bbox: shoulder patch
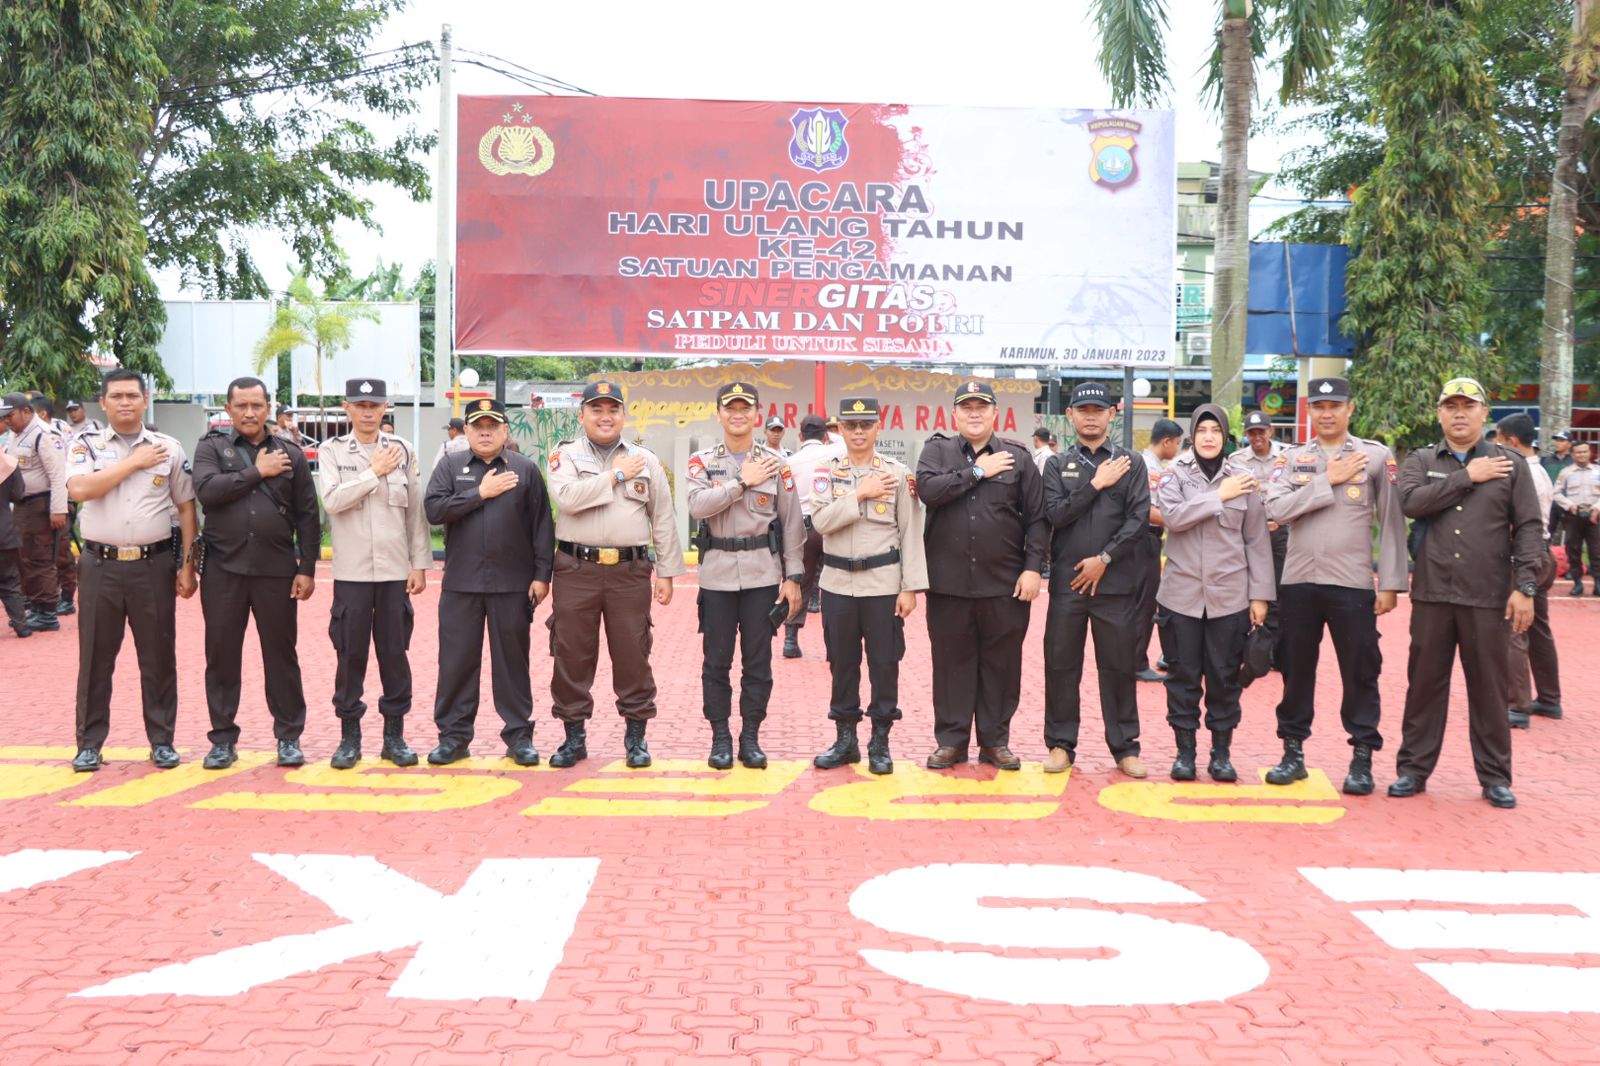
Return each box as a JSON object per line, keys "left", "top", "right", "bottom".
{"left": 907, "top": 473, "right": 918, "bottom": 500}
{"left": 549, "top": 449, "right": 561, "bottom": 471}
{"left": 687, "top": 454, "right": 706, "bottom": 479}
{"left": 1156, "top": 470, "right": 1176, "bottom": 489}
{"left": 813, "top": 474, "right": 830, "bottom": 496}
{"left": 1385, "top": 457, "right": 1398, "bottom": 484}
{"left": 780, "top": 464, "right": 795, "bottom": 492}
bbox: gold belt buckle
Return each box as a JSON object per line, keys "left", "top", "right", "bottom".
{"left": 597, "top": 547, "right": 620, "bottom": 565}
{"left": 115, "top": 546, "right": 140, "bottom": 561}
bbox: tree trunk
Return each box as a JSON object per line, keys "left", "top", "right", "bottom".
{"left": 1540, "top": 0, "right": 1597, "bottom": 440}
{"left": 1211, "top": 17, "right": 1253, "bottom": 414}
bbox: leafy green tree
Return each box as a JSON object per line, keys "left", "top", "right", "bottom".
{"left": 0, "top": 0, "right": 169, "bottom": 400}
{"left": 253, "top": 271, "right": 378, "bottom": 434}
{"left": 1343, "top": 0, "right": 1502, "bottom": 449}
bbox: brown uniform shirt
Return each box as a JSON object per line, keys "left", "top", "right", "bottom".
{"left": 1154, "top": 453, "right": 1275, "bottom": 617}
{"left": 809, "top": 452, "right": 929, "bottom": 597}
{"left": 1400, "top": 438, "right": 1544, "bottom": 608}
{"left": 4, "top": 418, "right": 67, "bottom": 513}
{"left": 318, "top": 432, "right": 433, "bottom": 582}
{"left": 548, "top": 435, "right": 685, "bottom": 577}
{"left": 1265, "top": 435, "right": 1408, "bottom": 592}
{"left": 65, "top": 427, "right": 195, "bottom": 546}
{"left": 686, "top": 441, "right": 805, "bottom": 591}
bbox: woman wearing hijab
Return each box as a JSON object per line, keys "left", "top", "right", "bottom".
{"left": 1151, "top": 405, "right": 1275, "bottom": 780}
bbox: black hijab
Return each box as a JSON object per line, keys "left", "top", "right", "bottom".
{"left": 1190, "top": 406, "right": 1227, "bottom": 482}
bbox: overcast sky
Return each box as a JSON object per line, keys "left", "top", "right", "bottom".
{"left": 158, "top": 0, "right": 1318, "bottom": 298}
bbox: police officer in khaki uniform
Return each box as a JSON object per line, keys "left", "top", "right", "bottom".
{"left": 318, "top": 378, "right": 433, "bottom": 770}
{"left": 1264, "top": 376, "right": 1408, "bottom": 795}
{"left": 545, "top": 380, "right": 685, "bottom": 770}
{"left": 63, "top": 369, "right": 199, "bottom": 771}
{"left": 809, "top": 397, "right": 928, "bottom": 774}
{"left": 1552, "top": 442, "right": 1600, "bottom": 594}
{"left": 1237, "top": 409, "right": 1288, "bottom": 678}
{"left": 0, "top": 422, "right": 31, "bottom": 639}
{"left": 687, "top": 381, "right": 806, "bottom": 769}
{"left": 3, "top": 392, "right": 68, "bottom": 631}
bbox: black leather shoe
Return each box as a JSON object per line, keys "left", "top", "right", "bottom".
{"left": 1387, "top": 774, "right": 1427, "bottom": 798}
{"left": 56, "top": 596, "right": 75, "bottom": 616}
{"left": 782, "top": 625, "right": 802, "bottom": 658}
{"left": 624, "top": 719, "right": 651, "bottom": 769}
{"left": 10, "top": 618, "right": 32, "bottom": 638}
{"left": 1529, "top": 701, "right": 1564, "bottom": 720}
{"left": 150, "top": 745, "right": 180, "bottom": 769}
{"left": 1482, "top": 784, "right": 1517, "bottom": 809}
{"left": 1508, "top": 709, "right": 1531, "bottom": 730}
{"left": 978, "top": 745, "right": 1021, "bottom": 771}
{"left": 202, "top": 743, "right": 237, "bottom": 770}
{"left": 71, "top": 748, "right": 101, "bottom": 773}
{"left": 25, "top": 610, "right": 59, "bottom": 632}
{"left": 548, "top": 722, "right": 587, "bottom": 768}
{"left": 507, "top": 740, "right": 541, "bottom": 766}
{"left": 427, "top": 740, "right": 470, "bottom": 765}
{"left": 277, "top": 739, "right": 305, "bottom": 767}
{"left": 926, "top": 745, "right": 968, "bottom": 769}
{"left": 1135, "top": 668, "right": 1167, "bottom": 683}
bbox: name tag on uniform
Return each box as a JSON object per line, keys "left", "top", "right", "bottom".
{"left": 1427, "top": 471, "right": 1447, "bottom": 479}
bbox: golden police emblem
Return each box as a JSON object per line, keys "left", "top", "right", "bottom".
{"left": 479, "top": 121, "right": 555, "bottom": 177}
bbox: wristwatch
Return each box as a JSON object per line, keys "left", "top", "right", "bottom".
{"left": 1097, "top": 551, "right": 1112, "bottom": 566}
{"left": 613, "top": 469, "right": 626, "bottom": 483}
{"left": 971, "top": 464, "right": 986, "bottom": 481}
{"left": 1518, "top": 581, "right": 1537, "bottom": 597}
{"left": 786, "top": 573, "right": 804, "bottom": 585}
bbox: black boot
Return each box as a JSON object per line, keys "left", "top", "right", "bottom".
{"left": 25, "top": 607, "right": 58, "bottom": 632}
{"left": 380, "top": 716, "right": 417, "bottom": 767}
{"left": 867, "top": 719, "right": 894, "bottom": 775}
{"left": 1207, "top": 729, "right": 1237, "bottom": 782}
{"left": 814, "top": 720, "right": 860, "bottom": 769}
{"left": 782, "top": 623, "right": 802, "bottom": 658}
{"left": 807, "top": 588, "right": 821, "bottom": 613}
{"left": 1343, "top": 744, "right": 1375, "bottom": 796}
{"left": 1265, "top": 738, "right": 1308, "bottom": 785}
{"left": 708, "top": 720, "right": 734, "bottom": 770}
{"left": 549, "top": 721, "right": 588, "bottom": 768}
{"left": 1170, "top": 728, "right": 1197, "bottom": 781}
{"left": 329, "top": 719, "right": 361, "bottom": 769}
{"left": 624, "top": 719, "right": 651, "bottom": 769}
{"left": 56, "top": 590, "right": 75, "bottom": 616}
{"left": 738, "top": 719, "right": 767, "bottom": 769}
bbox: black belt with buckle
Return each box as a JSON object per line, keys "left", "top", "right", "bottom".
{"left": 558, "top": 541, "right": 649, "bottom": 565}
{"left": 19, "top": 491, "right": 48, "bottom": 504}
{"left": 704, "top": 533, "right": 769, "bottom": 551}
{"left": 823, "top": 548, "right": 901, "bottom": 572}
{"left": 84, "top": 539, "right": 171, "bottom": 562}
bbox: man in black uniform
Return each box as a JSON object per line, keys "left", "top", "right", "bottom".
{"left": 916, "top": 379, "right": 1047, "bottom": 770}
{"left": 1041, "top": 382, "right": 1152, "bottom": 777}
{"left": 424, "top": 397, "right": 554, "bottom": 765}
{"left": 192, "top": 377, "right": 321, "bottom": 769}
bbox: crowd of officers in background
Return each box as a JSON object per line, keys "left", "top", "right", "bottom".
{"left": 0, "top": 369, "right": 1559, "bottom": 809}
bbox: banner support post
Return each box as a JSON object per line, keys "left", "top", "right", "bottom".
{"left": 814, "top": 360, "right": 826, "bottom": 419}
{"left": 1123, "top": 364, "right": 1135, "bottom": 451}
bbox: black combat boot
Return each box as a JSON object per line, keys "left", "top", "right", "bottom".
{"left": 1170, "top": 727, "right": 1198, "bottom": 781}
{"left": 624, "top": 719, "right": 651, "bottom": 768}
{"left": 329, "top": 719, "right": 361, "bottom": 770}
{"left": 814, "top": 720, "right": 860, "bottom": 769}
{"left": 1343, "top": 744, "right": 1375, "bottom": 796}
{"left": 25, "top": 606, "right": 58, "bottom": 632}
{"left": 708, "top": 720, "right": 734, "bottom": 770}
{"left": 782, "top": 623, "right": 802, "bottom": 658}
{"left": 867, "top": 719, "right": 894, "bottom": 775}
{"left": 738, "top": 718, "right": 768, "bottom": 769}
{"left": 1208, "top": 729, "right": 1237, "bottom": 782}
{"left": 56, "top": 590, "right": 75, "bottom": 616}
{"left": 1265, "top": 738, "right": 1308, "bottom": 785}
{"left": 380, "top": 716, "right": 417, "bottom": 767}
{"left": 549, "top": 721, "right": 588, "bottom": 768}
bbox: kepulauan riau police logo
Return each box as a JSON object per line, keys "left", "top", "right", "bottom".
{"left": 1087, "top": 117, "right": 1141, "bottom": 192}
{"left": 789, "top": 107, "right": 850, "bottom": 174}
{"left": 480, "top": 101, "right": 555, "bottom": 177}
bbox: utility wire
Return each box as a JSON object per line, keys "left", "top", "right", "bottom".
{"left": 159, "top": 43, "right": 432, "bottom": 101}
{"left": 455, "top": 48, "right": 596, "bottom": 95}
{"left": 168, "top": 55, "right": 433, "bottom": 109}
{"left": 455, "top": 58, "right": 556, "bottom": 95}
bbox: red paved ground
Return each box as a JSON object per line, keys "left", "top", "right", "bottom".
{"left": 2, "top": 562, "right": 1598, "bottom": 1064}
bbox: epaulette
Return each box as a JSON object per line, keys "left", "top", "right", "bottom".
{"left": 925, "top": 431, "right": 950, "bottom": 441}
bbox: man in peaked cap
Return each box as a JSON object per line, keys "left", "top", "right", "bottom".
{"left": 3, "top": 390, "right": 68, "bottom": 631}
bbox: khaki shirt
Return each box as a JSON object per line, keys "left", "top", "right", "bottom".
{"left": 687, "top": 440, "right": 805, "bottom": 591}
{"left": 65, "top": 426, "right": 195, "bottom": 545}
{"left": 1553, "top": 462, "right": 1600, "bottom": 512}
{"left": 1236, "top": 439, "right": 1287, "bottom": 483}
{"left": 3, "top": 418, "right": 67, "bottom": 512}
{"left": 787, "top": 438, "right": 845, "bottom": 516}
{"left": 1154, "top": 453, "right": 1275, "bottom": 617}
{"left": 1266, "top": 435, "right": 1408, "bottom": 592}
{"left": 1523, "top": 453, "right": 1554, "bottom": 538}
{"left": 318, "top": 433, "right": 432, "bottom": 582}
{"left": 548, "top": 435, "right": 686, "bottom": 577}
{"left": 809, "top": 452, "right": 929, "bottom": 597}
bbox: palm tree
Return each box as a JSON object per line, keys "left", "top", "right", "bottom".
{"left": 252, "top": 271, "right": 379, "bottom": 439}
{"left": 1092, "top": 0, "right": 1348, "bottom": 412}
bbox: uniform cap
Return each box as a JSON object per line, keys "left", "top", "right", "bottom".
{"left": 0, "top": 393, "right": 25, "bottom": 413}
{"left": 837, "top": 396, "right": 881, "bottom": 421}
{"left": 463, "top": 397, "right": 507, "bottom": 424}
{"left": 444, "top": 417, "right": 465, "bottom": 430}
{"left": 1242, "top": 410, "right": 1272, "bottom": 431}
{"left": 1553, "top": 430, "right": 1572, "bottom": 442}
{"left": 954, "top": 379, "right": 997, "bottom": 405}
{"left": 1437, "top": 376, "right": 1487, "bottom": 403}
{"left": 64, "top": 400, "right": 83, "bottom": 411}
{"left": 344, "top": 378, "right": 387, "bottom": 402}
{"left": 582, "top": 380, "right": 624, "bottom": 405}
{"left": 765, "top": 416, "right": 786, "bottom": 430}
{"left": 799, "top": 413, "right": 828, "bottom": 439}
{"left": 717, "top": 381, "right": 759, "bottom": 407}
{"left": 1069, "top": 381, "right": 1115, "bottom": 408}
{"left": 1307, "top": 376, "right": 1351, "bottom": 402}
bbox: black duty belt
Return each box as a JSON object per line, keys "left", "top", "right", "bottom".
{"left": 823, "top": 548, "right": 901, "bottom": 572}
{"left": 558, "top": 541, "right": 649, "bottom": 565}
{"left": 19, "top": 491, "right": 48, "bottom": 503}
{"left": 703, "top": 533, "right": 771, "bottom": 552}
{"left": 84, "top": 538, "right": 171, "bottom": 562}
{"left": 803, "top": 514, "right": 815, "bottom": 532}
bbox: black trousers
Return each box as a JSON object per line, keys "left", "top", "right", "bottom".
{"left": 1043, "top": 591, "right": 1141, "bottom": 758}
{"left": 1565, "top": 513, "right": 1600, "bottom": 584}
{"left": 75, "top": 552, "right": 178, "bottom": 749}
{"left": 1132, "top": 529, "right": 1163, "bottom": 670}
{"left": 1261, "top": 526, "right": 1289, "bottom": 666}
{"left": 790, "top": 522, "right": 824, "bottom": 630}
{"left": 822, "top": 590, "right": 904, "bottom": 722}
{"left": 1397, "top": 600, "right": 1513, "bottom": 788}
{"left": 433, "top": 589, "right": 534, "bottom": 747}
{"left": 1157, "top": 606, "right": 1249, "bottom": 732}
{"left": 699, "top": 586, "right": 778, "bottom": 722}
{"left": 0, "top": 547, "right": 26, "bottom": 626}
{"left": 1274, "top": 583, "right": 1383, "bottom": 749}
{"left": 1508, "top": 549, "right": 1561, "bottom": 711}
{"left": 201, "top": 568, "right": 307, "bottom": 746}
{"left": 926, "top": 591, "right": 1030, "bottom": 748}
{"left": 329, "top": 579, "right": 414, "bottom": 722}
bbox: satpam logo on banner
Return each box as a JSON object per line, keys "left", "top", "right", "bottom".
{"left": 480, "top": 100, "right": 555, "bottom": 177}
{"left": 789, "top": 107, "right": 850, "bottom": 173}
{"left": 1088, "top": 117, "right": 1141, "bottom": 192}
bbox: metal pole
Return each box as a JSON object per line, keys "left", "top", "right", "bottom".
{"left": 495, "top": 355, "right": 506, "bottom": 404}
{"left": 1122, "top": 364, "right": 1135, "bottom": 451}
{"left": 434, "top": 25, "right": 454, "bottom": 419}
